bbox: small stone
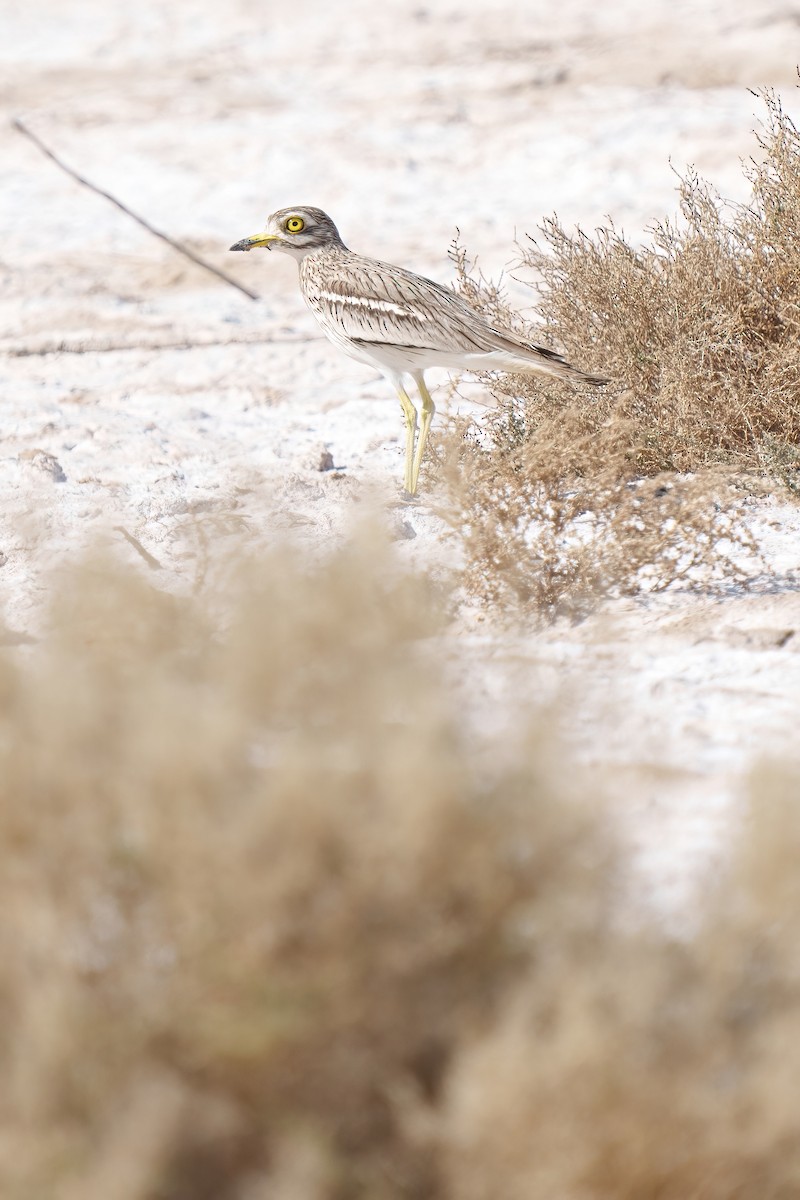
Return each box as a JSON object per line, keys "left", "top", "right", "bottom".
{"left": 318, "top": 450, "right": 335, "bottom": 472}
{"left": 21, "top": 450, "right": 67, "bottom": 483}
{"left": 392, "top": 520, "right": 417, "bottom": 541}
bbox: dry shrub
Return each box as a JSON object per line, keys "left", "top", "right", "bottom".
{"left": 443, "top": 406, "right": 754, "bottom": 615}
{"left": 443, "top": 88, "right": 800, "bottom": 611}
{"left": 1, "top": 532, "right": 800, "bottom": 1197}
{"left": 500, "top": 87, "right": 800, "bottom": 475}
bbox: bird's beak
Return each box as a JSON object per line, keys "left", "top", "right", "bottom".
{"left": 229, "top": 233, "right": 280, "bottom": 252}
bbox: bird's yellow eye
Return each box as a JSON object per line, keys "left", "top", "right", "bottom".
{"left": 285, "top": 216, "right": 305, "bottom": 233}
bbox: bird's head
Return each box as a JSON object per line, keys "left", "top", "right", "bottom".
{"left": 229, "top": 206, "right": 345, "bottom": 259}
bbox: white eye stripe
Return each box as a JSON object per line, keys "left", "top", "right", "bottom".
{"left": 316, "top": 291, "right": 427, "bottom": 320}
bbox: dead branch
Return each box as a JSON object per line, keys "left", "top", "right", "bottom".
{"left": 12, "top": 117, "right": 260, "bottom": 302}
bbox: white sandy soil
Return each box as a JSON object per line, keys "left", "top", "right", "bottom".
{"left": 3, "top": 0, "right": 800, "bottom": 909}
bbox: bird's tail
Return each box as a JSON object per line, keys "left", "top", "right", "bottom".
{"left": 487, "top": 326, "right": 609, "bottom": 387}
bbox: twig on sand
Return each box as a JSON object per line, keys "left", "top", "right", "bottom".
{"left": 11, "top": 117, "right": 259, "bottom": 302}
{"left": 114, "top": 527, "right": 163, "bottom": 571}
{"left": 5, "top": 334, "right": 324, "bottom": 358}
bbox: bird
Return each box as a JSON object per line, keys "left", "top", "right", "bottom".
{"left": 230, "top": 206, "right": 607, "bottom": 496}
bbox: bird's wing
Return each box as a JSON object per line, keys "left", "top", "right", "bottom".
{"left": 305, "top": 253, "right": 606, "bottom": 382}
{"left": 306, "top": 254, "right": 510, "bottom": 354}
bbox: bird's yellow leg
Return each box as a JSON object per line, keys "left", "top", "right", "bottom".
{"left": 410, "top": 375, "right": 436, "bottom": 495}
{"left": 397, "top": 386, "right": 418, "bottom": 494}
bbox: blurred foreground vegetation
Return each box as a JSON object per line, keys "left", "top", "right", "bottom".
{"left": 1, "top": 530, "right": 800, "bottom": 1199}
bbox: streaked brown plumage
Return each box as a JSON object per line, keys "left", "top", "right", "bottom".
{"left": 231, "top": 206, "right": 607, "bottom": 495}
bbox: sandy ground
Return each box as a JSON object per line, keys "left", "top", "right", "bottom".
{"left": 4, "top": 0, "right": 800, "bottom": 909}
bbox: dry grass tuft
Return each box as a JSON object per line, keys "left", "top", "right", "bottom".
{"left": 2, "top": 533, "right": 800, "bottom": 1197}
{"left": 441, "top": 88, "right": 800, "bottom": 612}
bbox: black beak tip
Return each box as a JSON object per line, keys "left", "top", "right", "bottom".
{"left": 229, "top": 240, "right": 248, "bottom": 252}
